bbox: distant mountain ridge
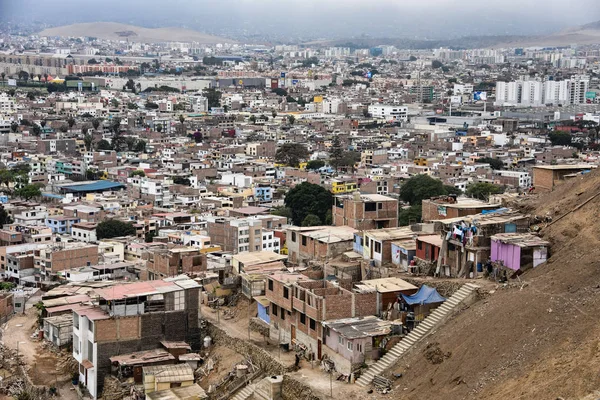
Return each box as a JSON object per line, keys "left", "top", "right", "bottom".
{"left": 39, "top": 22, "right": 236, "bottom": 44}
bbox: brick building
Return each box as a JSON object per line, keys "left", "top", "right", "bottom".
{"left": 72, "top": 276, "right": 201, "bottom": 399}
{"left": 38, "top": 243, "right": 99, "bottom": 281}
{"left": 143, "top": 247, "right": 204, "bottom": 279}
{"left": 421, "top": 196, "right": 502, "bottom": 222}
{"left": 265, "top": 273, "right": 377, "bottom": 361}
{"left": 332, "top": 193, "right": 398, "bottom": 230}
{"left": 532, "top": 164, "right": 594, "bottom": 191}
{"left": 286, "top": 225, "right": 357, "bottom": 266}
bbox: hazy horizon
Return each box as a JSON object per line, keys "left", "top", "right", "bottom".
{"left": 2, "top": 0, "right": 600, "bottom": 40}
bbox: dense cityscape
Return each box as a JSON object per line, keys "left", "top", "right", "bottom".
{"left": 0, "top": 7, "right": 600, "bottom": 400}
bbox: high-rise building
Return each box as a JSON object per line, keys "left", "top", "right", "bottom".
{"left": 570, "top": 75, "right": 590, "bottom": 105}
{"left": 520, "top": 81, "right": 544, "bottom": 107}
{"left": 544, "top": 80, "right": 571, "bottom": 105}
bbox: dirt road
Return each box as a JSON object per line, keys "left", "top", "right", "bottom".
{"left": 1, "top": 308, "right": 79, "bottom": 399}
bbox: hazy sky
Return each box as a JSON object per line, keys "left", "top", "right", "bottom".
{"left": 2, "top": 0, "right": 600, "bottom": 39}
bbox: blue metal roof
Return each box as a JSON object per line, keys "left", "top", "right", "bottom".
{"left": 60, "top": 181, "right": 125, "bottom": 193}
{"left": 42, "top": 193, "right": 65, "bottom": 199}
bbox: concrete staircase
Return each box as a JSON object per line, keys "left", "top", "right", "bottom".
{"left": 231, "top": 383, "right": 256, "bottom": 400}
{"left": 356, "top": 283, "right": 479, "bottom": 387}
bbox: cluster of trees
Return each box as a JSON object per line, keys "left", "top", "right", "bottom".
{"left": 142, "top": 85, "right": 180, "bottom": 93}
{"left": 475, "top": 157, "right": 504, "bottom": 170}
{"left": 203, "top": 88, "right": 222, "bottom": 109}
{"left": 398, "top": 175, "right": 461, "bottom": 225}
{"left": 275, "top": 143, "right": 309, "bottom": 167}
{"left": 94, "top": 117, "right": 146, "bottom": 153}
{"left": 284, "top": 182, "right": 332, "bottom": 226}
{"left": 97, "top": 220, "right": 137, "bottom": 239}
{"left": 329, "top": 136, "right": 360, "bottom": 171}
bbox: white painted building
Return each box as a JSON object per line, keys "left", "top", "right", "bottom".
{"left": 367, "top": 105, "right": 408, "bottom": 122}
{"left": 495, "top": 170, "right": 531, "bottom": 188}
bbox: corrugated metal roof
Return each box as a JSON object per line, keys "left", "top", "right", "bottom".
{"left": 323, "top": 316, "right": 392, "bottom": 339}
{"left": 60, "top": 181, "right": 125, "bottom": 192}
{"left": 144, "top": 364, "right": 194, "bottom": 383}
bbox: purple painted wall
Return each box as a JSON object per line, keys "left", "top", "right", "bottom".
{"left": 491, "top": 240, "right": 522, "bottom": 270}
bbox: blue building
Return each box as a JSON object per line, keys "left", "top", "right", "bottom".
{"left": 45, "top": 216, "right": 80, "bottom": 234}
{"left": 254, "top": 186, "right": 273, "bottom": 202}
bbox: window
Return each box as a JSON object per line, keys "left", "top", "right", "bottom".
{"left": 291, "top": 232, "right": 297, "bottom": 242}
{"left": 338, "top": 336, "right": 344, "bottom": 345}
{"left": 272, "top": 304, "right": 278, "bottom": 316}
{"left": 374, "top": 242, "right": 382, "bottom": 254}
{"left": 365, "top": 202, "right": 377, "bottom": 212}
{"left": 87, "top": 340, "right": 94, "bottom": 361}
{"left": 73, "top": 313, "right": 79, "bottom": 329}
{"left": 300, "top": 313, "right": 306, "bottom": 325}
{"left": 301, "top": 236, "right": 307, "bottom": 246}
{"left": 347, "top": 341, "right": 353, "bottom": 352}
{"left": 254, "top": 229, "right": 261, "bottom": 235}
{"left": 309, "top": 318, "right": 316, "bottom": 330}
{"left": 356, "top": 343, "right": 362, "bottom": 352}
{"left": 74, "top": 334, "right": 80, "bottom": 354}
{"left": 281, "top": 310, "right": 285, "bottom": 320}
{"left": 283, "top": 287, "right": 289, "bottom": 299}
{"left": 378, "top": 202, "right": 383, "bottom": 210}
{"left": 268, "top": 279, "right": 273, "bottom": 291}
{"left": 418, "top": 241, "right": 423, "bottom": 250}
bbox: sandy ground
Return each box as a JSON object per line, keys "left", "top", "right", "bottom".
{"left": 1, "top": 307, "right": 79, "bottom": 400}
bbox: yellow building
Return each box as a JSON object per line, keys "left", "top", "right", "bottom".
{"left": 331, "top": 179, "right": 358, "bottom": 194}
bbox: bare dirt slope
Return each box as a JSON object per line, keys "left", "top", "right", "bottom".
{"left": 39, "top": 22, "right": 236, "bottom": 44}
{"left": 383, "top": 169, "right": 600, "bottom": 400}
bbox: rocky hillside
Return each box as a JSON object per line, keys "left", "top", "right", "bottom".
{"left": 384, "top": 169, "right": 600, "bottom": 399}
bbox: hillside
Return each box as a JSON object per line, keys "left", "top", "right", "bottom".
{"left": 39, "top": 22, "right": 236, "bottom": 44}
{"left": 493, "top": 20, "right": 600, "bottom": 47}
{"left": 383, "top": 170, "right": 600, "bottom": 399}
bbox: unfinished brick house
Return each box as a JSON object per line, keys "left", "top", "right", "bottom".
{"left": 72, "top": 276, "right": 201, "bottom": 399}
{"left": 143, "top": 247, "right": 204, "bottom": 279}
{"left": 265, "top": 273, "right": 377, "bottom": 362}
{"left": 332, "top": 193, "right": 398, "bottom": 230}
{"left": 37, "top": 243, "right": 99, "bottom": 281}
{"left": 285, "top": 226, "right": 357, "bottom": 267}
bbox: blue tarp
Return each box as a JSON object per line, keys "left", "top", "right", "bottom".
{"left": 401, "top": 285, "right": 446, "bottom": 305}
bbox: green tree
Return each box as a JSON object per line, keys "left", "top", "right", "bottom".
{"left": 40, "top": 119, "right": 46, "bottom": 129}
{"left": 329, "top": 136, "right": 344, "bottom": 169}
{"left": 110, "top": 98, "right": 120, "bottom": 108}
{"left": 59, "top": 125, "right": 69, "bottom": 133}
{"left": 173, "top": 176, "right": 191, "bottom": 186}
{"left": 10, "top": 122, "right": 18, "bottom": 133}
{"left": 97, "top": 139, "right": 111, "bottom": 150}
{"left": 84, "top": 133, "right": 93, "bottom": 151}
{"left": 398, "top": 205, "right": 422, "bottom": 226}
{"left": 400, "top": 175, "right": 451, "bottom": 205}
{"left": 130, "top": 170, "right": 145, "bottom": 177}
{"left": 97, "top": 220, "right": 137, "bottom": 239}
{"left": 31, "top": 125, "right": 41, "bottom": 136}
{"left": 270, "top": 206, "right": 292, "bottom": 221}
{"left": 0, "top": 205, "right": 12, "bottom": 228}
{"left": 466, "top": 182, "right": 504, "bottom": 200}
{"left": 134, "top": 140, "right": 147, "bottom": 153}
{"left": 287, "top": 115, "right": 296, "bottom": 125}
{"left": 156, "top": 124, "right": 163, "bottom": 133}
{"left": 548, "top": 131, "right": 572, "bottom": 146}
{"left": 145, "top": 231, "right": 158, "bottom": 243}
{"left": 306, "top": 160, "right": 325, "bottom": 170}
{"left": 302, "top": 214, "right": 322, "bottom": 227}
{"left": 272, "top": 110, "right": 278, "bottom": 118}
{"left": 284, "top": 182, "right": 333, "bottom": 226}
{"left": 475, "top": 157, "right": 504, "bottom": 170}
{"left": 15, "top": 184, "right": 42, "bottom": 201}
{"left": 275, "top": 143, "right": 309, "bottom": 167}
{"left": 249, "top": 115, "right": 257, "bottom": 124}
{"left": 432, "top": 60, "right": 443, "bottom": 69}
{"left": 67, "top": 117, "right": 76, "bottom": 132}
{"left": 272, "top": 87, "right": 288, "bottom": 96}
{"left": 203, "top": 88, "right": 222, "bottom": 109}
{"left": 92, "top": 118, "right": 101, "bottom": 131}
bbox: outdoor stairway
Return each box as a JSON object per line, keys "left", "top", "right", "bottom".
{"left": 356, "top": 282, "right": 479, "bottom": 387}
{"left": 231, "top": 383, "right": 255, "bottom": 400}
